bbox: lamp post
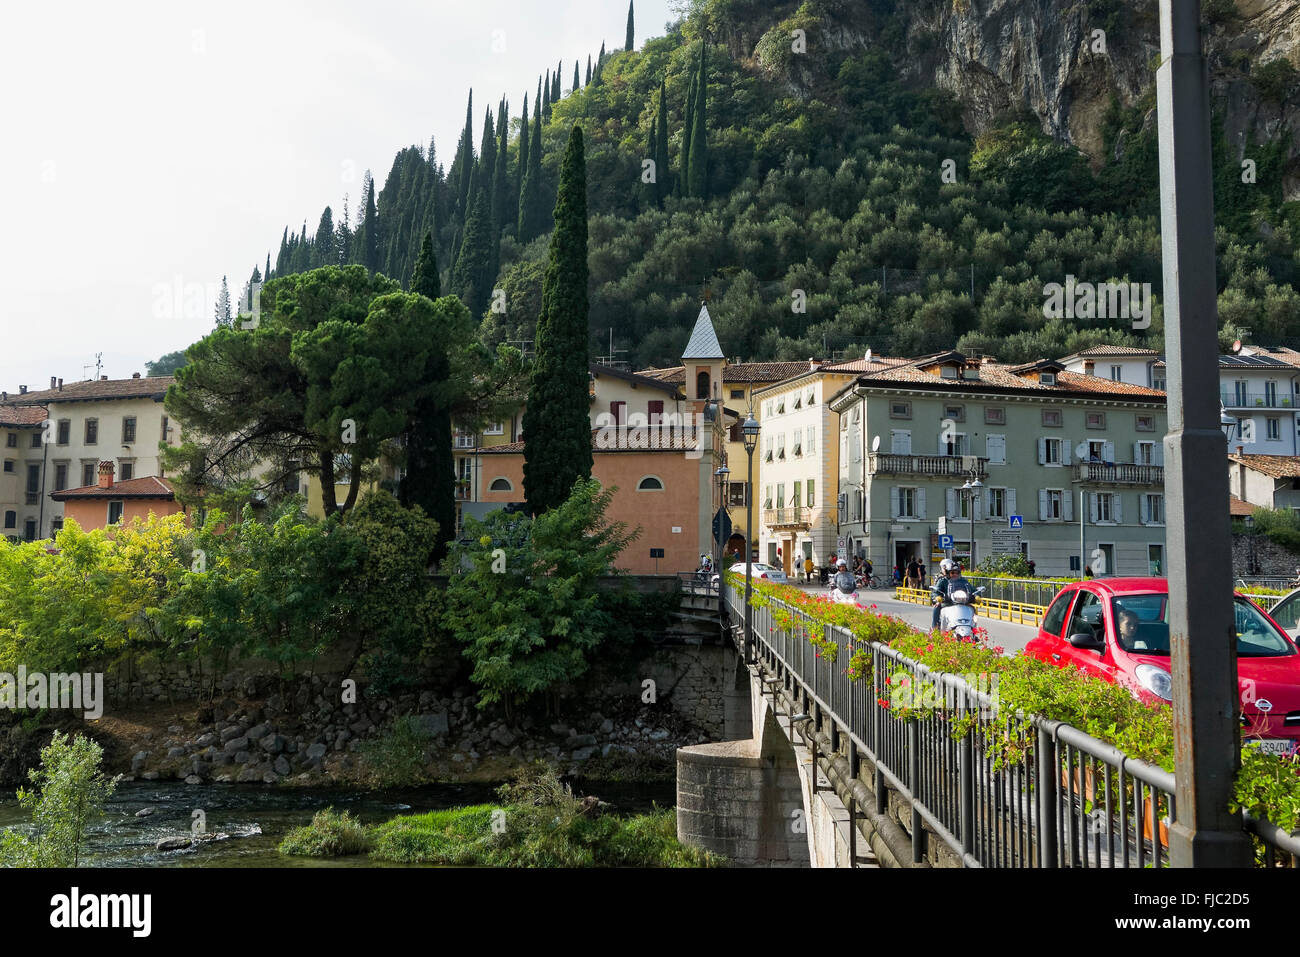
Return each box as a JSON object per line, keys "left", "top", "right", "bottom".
{"left": 960, "top": 474, "right": 983, "bottom": 571}
{"left": 742, "top": 410, "right": 760, "bottom": 665}
{"left": 715, "top": 464, "right": 730, "bottom": 608}
{"left": 1160, "top": 0, "right": 1252, "bottom": 867}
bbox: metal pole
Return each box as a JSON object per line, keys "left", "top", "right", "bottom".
{"left": 968, "top": 485, "right": 976, "bottom": 570}
{"left": 1080, "top": 489, "right": 1086, "bottom": 574}
{"left": 745, "top": 445, "right": 755, "bottom": 665}
{"left": 1157, "top": 0, "right": 1251, "bottom": 867}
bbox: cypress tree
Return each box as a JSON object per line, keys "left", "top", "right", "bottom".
{"left": 593, "top": 42, "right": 606, "bottom": 85}
{"left": 655, "top": 80, "right": 670, "bottom": 202}
{"left": 362, "top": 174, "right": 380, "bottom": 272}
{"left": 265, "top": 252, "right": 272, "bottom": 283}
{"left": 454, "top": 91, "right": 474, "bottom": 213}
{"left": 315, "top": 206, "right": 336, "bottom": 267}
{"left": 586, "top": 54, "right": 592, "bottom": 85}
{"left": 687, "top": 40, "right": 708, "bottom": 200}
{"left": 452, "top": 184, "right": 493, "bottom": 316}
{"left": 478, "top": 107, "right": 497, "bottom": 203}
{"left": 626, "top": 0, "right": 635, "bottom": 51}
{"left": 542, "top": 70, "right": 551, "bottom": 120}
{"left": 402, "top": 231, "right": 455, "bottom": 559}
{"left": 492, "top": 98, "right": 510, "bottom": 237}
{"left": 573, "top": 60, "right": 580, "bottom": 94}
{"left": 681, "top": 71, "right": 696, "bottom": 193}
{"left": 552, "top": 64, "right": 561, "bottom": 104}
{"left": 517, "top": 92, "right": 546, "bottom": 242}
{"left": 515, "top": 91, "right": 530, "bottom": 234}
{"left": 275, "top": 227, "right": 290, "bottom": 275}
{"left": 522, "top": 125, "right": 592, "bottom": 515}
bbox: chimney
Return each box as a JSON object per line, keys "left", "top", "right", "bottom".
{"left": 50, "top": 376, "right": 57, "bottom": 390}
{"left": 100, "top": 375, "right": 108, "bottom": 381}
{"left": 132, "top": 372, "right": 141, "bottom": 379}
{"left": 1083, "top": 359, "right": 1095, "bottom": 375}
{"left": 57, "top": 379, "right": 63, "bottom": 390}
{"left": 97, "top": 460, "right": 115, "bottom": 489}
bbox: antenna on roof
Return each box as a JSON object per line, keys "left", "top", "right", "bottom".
{"left": 596, "top": 328, "right": 628, "bottom": 370}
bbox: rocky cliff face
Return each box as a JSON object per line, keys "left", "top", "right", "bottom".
{"left": 733, "top": 0, "right": 1300, "bottom": 198}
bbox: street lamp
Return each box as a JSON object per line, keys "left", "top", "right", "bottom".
{"left": 714, "top": 464, "right": 730, "bottom": 601}
{"left": 960, "top": 474, "right": 983, "bottom": 571}
{"left": 1220, "top": 402, "right": 1237, "bottom": 443}
{"left": 742, "top": 410, "right": 760, "bottom": 665}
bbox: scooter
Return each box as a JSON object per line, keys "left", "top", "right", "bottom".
{"left": 935, "top": 585, "right": 987, "bottom": 639}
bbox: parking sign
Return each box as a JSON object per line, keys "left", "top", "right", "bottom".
{"left": 938, "top": 534, "right": 954, "bottom": 549}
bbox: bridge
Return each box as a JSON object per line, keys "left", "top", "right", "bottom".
{"left": 674, "top": 578, "right": 1300, "bottom": 868}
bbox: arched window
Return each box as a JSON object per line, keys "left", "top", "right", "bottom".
{"left": 696, "top": 370, "right": 710, "bottom": 399}
{"left": 488, "top": 477, "right": 513, "bottom": 492}
{"left": 637, "top": 476, "right": 664, "bottom": 491}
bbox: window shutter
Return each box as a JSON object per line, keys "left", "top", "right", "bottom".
{"left": 1006, "top": 488, "right": 1017, "bottom": 518}
{"left": 889, "top": 488, "right": 899, "bottom": 519}
{"left": 1089, "top": 494, "right": 1098, "bottom": 523}
{"left": 984, "top": 488, "right": 993, "bottom": 516}
{"left": 1038, "top": 489, "right": 1049, "bottom": 520}
{"left": 916, "top": 488, "right": 927, "bottom": 519}
{"left": 1132, "top": 441, "right": 1141, "bottom": 465}
{"left": 1102, "top": 440, "right": 1114, "bottom": 463}
{"left": 946, "top": 488, "right": 956, "bottom": 518}
{"left": 1063, "top": 492, "right": 1074, "bottom": 522}
{"left": 1037, "top": 438, "right": 1046, "bottom": 465}
{"left": 1113, "top": 495, "right": 1123, "bottom": 524}
{"left": 987, "top": 434, "right": 1005, "bottom": 465}
{"left": 839, "top": 492, "right": 849, "bottom": 523}
{"left": 1061, "top": 440, "right": 1072, "bottom": 465}
{"left": 1139, "top": 495, "right": 1148, "bottom": 525}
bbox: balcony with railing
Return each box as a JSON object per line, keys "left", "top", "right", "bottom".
{"left": 1071, "top": 463, "right": 1164, "bottom": 485}
{"left": 763, "top": 506, "right": 811, "bottom": 528}
{"left": 1220, "top": 389, "right": 1297, "bottom": 410}
{"left": 866, "top": 453, "right": 988, "bottom": 478}
{"left": 454, "top": 479, "right": 473, "bottom": 501}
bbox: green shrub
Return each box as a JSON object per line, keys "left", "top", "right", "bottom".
{"left": 359, "top": 715, "right": 434, "bottom": 788}
{"left": 973, "top": 554, "right": 1034, "bottom": 578}
{"left": 1253, "top": 58, "right": 1298, "bottom": 102}
{"left": 279, "top": 807, "right": 371, "bottom": 857}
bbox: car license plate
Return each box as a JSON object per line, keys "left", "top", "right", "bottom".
{"left": 1248, "top": 739, "right": 1296, "bottom": 755}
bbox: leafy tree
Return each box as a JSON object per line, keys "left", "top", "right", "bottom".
{"left": 162, "top": 266, "right": 406, "bottom": 514}
{"left": 145, "top": 350, "right": 188, "bottom": 376}
{"left": 0, "top": 732, "right": 119, "bottom": 868}
{"left": 523, "top": 125, "right": 593, "bottom": 514}
{"left": 441, "top": 479, "right": 636, "bottom": 711}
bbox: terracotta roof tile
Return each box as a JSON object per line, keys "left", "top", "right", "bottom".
{"left": 852, "top": 361, "right": 1166, "bottom": 399}
{"left": 640, "top": 361, "right": 816, "bottom": 384}
{"left": 1228, "top": 454, "right": 1300, "bottom": 479}
{"left": 0, "top": 406, "right": 48, "bottom": 427}
{"left": 1, "top": 376, "right": 174, "bottom": 406}
{"left": 1229, "top": 495, "right": 1258, "bottom": 517}
{"left": 51, "top": 475, "right": 175, "bottom": 500}
{"left": 1064, "top": 345, "right": 1160, "bottom": 358}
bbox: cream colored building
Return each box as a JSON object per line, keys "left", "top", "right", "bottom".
{"left": 1, "top": 375, "right": 178, "bottom": 538}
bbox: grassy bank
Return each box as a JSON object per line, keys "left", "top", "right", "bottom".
{"left": 279, "top": 767, "right": 724, "bottom": 868}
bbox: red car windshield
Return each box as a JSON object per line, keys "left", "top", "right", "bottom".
{"left": 1111, "top": 594, "right": 1295, "bottom": 657}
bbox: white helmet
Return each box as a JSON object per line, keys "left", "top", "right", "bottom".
{"left": 837, "top": 559, "right": 847, "bottom": 568}
{"left": 940, "top": 558, "right": 955, "bottom": 573}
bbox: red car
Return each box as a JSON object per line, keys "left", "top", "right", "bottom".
{"left": 1025, "top": 577, "right": 1300, "bottom": 754}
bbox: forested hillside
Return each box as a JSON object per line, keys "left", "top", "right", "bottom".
{"left": 240, "top": 0, "right": 1300, "bottom": 367}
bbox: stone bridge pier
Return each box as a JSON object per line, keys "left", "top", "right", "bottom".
{"left": 676, "top": 648, "right": 878, "bottom": 867}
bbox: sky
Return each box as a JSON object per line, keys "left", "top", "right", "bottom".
{"left": 0, "top": 0, "right": 678, "bottom": 392}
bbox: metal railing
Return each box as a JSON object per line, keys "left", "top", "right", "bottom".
{"left": 678, "top": 569, "right": 718, "bottom": 596}
{"left": 726, "top": 580, "right": 1187, "bottom": 867}
{"left": 764, "top": 506, "right": 811, "bottom": 527}
{"left": 963, "top": 575, "right": 1069, "bottom": 608}
{"left": 1221, "top": 390, "right": 1297, "bottom": 410}
{"left": 1071, "top": 463, "right": 1164, "bottom": 484}
{"left": 868, "top": 453, "right": 989, "bottom": 478}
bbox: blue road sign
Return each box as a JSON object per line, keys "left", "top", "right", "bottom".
{"left": 938, "top": 534, "right": 954, "bottom": 549}
{"left": 1009, "top": 515, "right": 1024, "bottom": 530}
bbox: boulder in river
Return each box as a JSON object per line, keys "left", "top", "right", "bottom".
{"left": 155, "top": 836, "right": 192, "bottom": 852}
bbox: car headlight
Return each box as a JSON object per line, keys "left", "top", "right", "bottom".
{"left": 1134, "top": 664, "right": 1173, "bottom": 701}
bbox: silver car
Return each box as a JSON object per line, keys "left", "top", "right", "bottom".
{"left": 729, "top": 562, "right": 788, "bottom": 584}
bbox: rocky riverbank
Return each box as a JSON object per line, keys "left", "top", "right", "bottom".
{"left": 86, "top": 676, "right": 709, "bottom": 788}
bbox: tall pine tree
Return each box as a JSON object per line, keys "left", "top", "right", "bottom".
{"left": 401, "top": 232, "right": 456, "bottom": 557}
{"left": 315, "top": 206, "right": 336, "bottom": 266}
{"left": 542, "top": 69, "right": 551, "bottom": 121}
{"left": 522, "top": 125, "right": 592, "bottom": 515}
{"left": 515, "top": 91, "right": 530, "bottom": 235}
{"left": 552, "top": 64, "right": 561, "bottom": 104}
{"left": 452, "top": 183, "right": 493, "bottom": 316}
{"left": 585, "top": 55, "right": 592, "bottom": 85}
{"left": 626, "top": 0, "right": 635, "bottom": 51}
{"left": 214, "top": 276, "right": 232, "bottom": 328}
{"left": 453, "top": 91, "right": 474, "bottom": 213}
{"left": 655, "top": 80, "right": 670, "bottom": 202}
{"left": 362, "top": 173, "right": 380, "bottom": 272}
{"left": 517, "top": 89, "right": 547, "bottom": 242}
{"left": 572, "top": 60, "right": 580, "bottom": 94}
{"left": 492, "top": 98, "right": 510, "bottom": 238}
{"left": 687, "top": 40, "right": 709, "bottom": 200}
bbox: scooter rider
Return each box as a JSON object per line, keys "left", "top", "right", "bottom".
{"left": 931, "top": 559, "right": 973, "bottom": 631}
{"left": 833, "top": 559, "right": 857, "bottom": 595}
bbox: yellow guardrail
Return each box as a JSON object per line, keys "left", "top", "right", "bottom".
{"left": 893, "top": 586, "right": 1047, "bottom": 627}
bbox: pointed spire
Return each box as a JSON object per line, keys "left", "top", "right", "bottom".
{"left": 682, "top": 304, "right": 724, "bottom": 360}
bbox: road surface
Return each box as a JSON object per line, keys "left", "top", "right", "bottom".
{"left": 796, "top": 583, "right": 1038, "bottom": 655}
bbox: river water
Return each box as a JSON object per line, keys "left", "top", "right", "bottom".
{"left": 0, "top": 778, "right": 677, "bottom": 868}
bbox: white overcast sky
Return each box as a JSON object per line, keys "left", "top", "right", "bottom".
{"left": 0, "top": 0, "right": 677, "bottom": 391}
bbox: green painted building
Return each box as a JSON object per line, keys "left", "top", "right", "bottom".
{"left": 828, "top": 353, "right": 1169, "bottom": 579}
